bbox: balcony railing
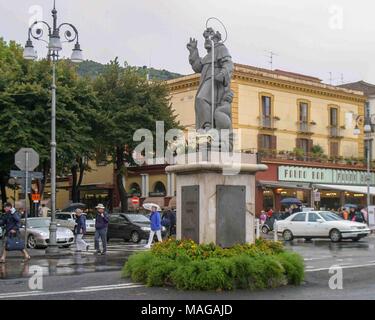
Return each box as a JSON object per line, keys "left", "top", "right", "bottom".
{"left": 329, "top": 126, "right": 342, "bottom": 138}
{"left": 298, "top": 121, "right": 312, "bottom": 134}
{"left": 259, "top": 116, "right": 274, "bottom": 129}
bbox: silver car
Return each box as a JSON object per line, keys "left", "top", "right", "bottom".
{"left": 19, "top": 218, "right": 75, "bottom": 249}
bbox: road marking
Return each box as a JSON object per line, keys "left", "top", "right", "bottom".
{"left": 306, "top": 262, "right": 375, "bottom": 273}
{"left": 0, "top": 283, "right": 145, "bottom": 299}
{"left": 303, "top": 256, "right": 332, "bottom": 261}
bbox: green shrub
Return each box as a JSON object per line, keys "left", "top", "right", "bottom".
{"left": 276, "top": 252, "right": 305, "bottom": 285}
{"left": 123, "top": 239, "right": 304, "bottom": 291}
{"left": 122, "top": 251, "right": 154, "bottom": 282}
{"left": 171, "top": 258, "right": 234, "bottom": 291}
{"left": 146, "top": 257, "right": 176, "bottom": 287}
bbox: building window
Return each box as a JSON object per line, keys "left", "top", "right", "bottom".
{"left": 299, "top": 102, "right": 309, "bottom": 123}
{"left": 298, "top": 101, "right": 310, "bottom": 132}
{"left": 296, "top": 138, "right": 312, "bottom": 154}
{"left": 329, "top": 107, "right": 340, "bottom": 137}
{"left": 330, "top": 107, "right": 338, "bottom": 127}
{"left": 260, "top": 95, "right": 273, "bottom": 128}
{"left": 129, "top": 183, "right": 141, "bottom": 195}
{"left": 258, "top": 134, "right": 277, "bottom": 151}
{"left": 153, "top": 181, "right": 166, "bottom": 194}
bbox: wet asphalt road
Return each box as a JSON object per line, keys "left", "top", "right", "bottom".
{"left": 1, "top": 235, "right": 375, "bottom": 299}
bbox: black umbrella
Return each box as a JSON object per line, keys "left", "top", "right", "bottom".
{"left": 280, "top": 198, "right": 302, "bottom": 206}
{"left": 62, "top": 203, "right": 87, "bottom": 212}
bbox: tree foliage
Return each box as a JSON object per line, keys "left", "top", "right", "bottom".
{"left": 0, "top": 38, "right": 99, "bottom": 208}
{"left": 93, "top": 58, "right": 180, "bottom": 211}
{"left": 0, "top": 39, "right": 180, "bottom": 212}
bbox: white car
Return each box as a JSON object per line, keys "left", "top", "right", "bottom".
{"left": 55, "top": 212, "right": 96, "bottom": 234}
{"left": 276, "top": 211, "right": 371, "bottom": 243}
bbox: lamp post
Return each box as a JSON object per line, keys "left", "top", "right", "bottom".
{"left": 23, "top": 0, "right": 84, "bottom": 253}
{"left": 354, "top": 101, "right": 375, "bottom": 225}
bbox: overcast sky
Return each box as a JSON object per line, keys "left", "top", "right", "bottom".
{"left": 1, "top": 0, "right": 375, "bottom": 84}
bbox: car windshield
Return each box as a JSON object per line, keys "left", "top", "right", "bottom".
{"left": 124, "top": 214, "right": 150, "bottom": 223}
{"left": 26, "top": 219, "right": 51, "bottom": 228}
{"left": 319, "top": 212, "right": 343, "bottom": 221}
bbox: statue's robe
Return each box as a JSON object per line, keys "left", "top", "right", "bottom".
{"left": 189, "top": 43, "right": 234, "bottom": 129}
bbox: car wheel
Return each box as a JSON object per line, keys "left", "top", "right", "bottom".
{"left": 330, "top": 229, "right": 342, "bottom": 243}
{"left": 131, "top": 231, "right": 141, "bottom": 243}
{"left": 27, "top": 235, "right": 37, "bottom": 249}
{"left": 261, "top": 226, "right": 269, "bottom": 234}
{"left": 283, "top": 230, "right": 294, "bottom": 241}
{"left": 352, "top": 237, "right": 361, "bottom": 242}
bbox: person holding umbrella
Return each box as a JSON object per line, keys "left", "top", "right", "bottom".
{"left": 144, "top": 204, "right": 163, "bottom": 249}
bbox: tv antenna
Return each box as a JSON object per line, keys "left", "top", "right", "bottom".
{"left": 266, "top": 51, "right": 278, "bottom": 70}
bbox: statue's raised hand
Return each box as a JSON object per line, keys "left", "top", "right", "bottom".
{"left": 187, "top": 38, "right": 198, "bottom": 53}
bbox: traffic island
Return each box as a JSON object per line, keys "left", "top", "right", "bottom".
{"left": 122, "top": 239, "right": 304, "bottom": 291}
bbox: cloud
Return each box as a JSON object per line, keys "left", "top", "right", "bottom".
{"left": 1, "top": 0, "right": 374, "bottom": 84}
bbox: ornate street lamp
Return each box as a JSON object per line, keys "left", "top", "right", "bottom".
{"left": 23, "top": 0, "right": 84, "bottom": 253}
{"left": 354, "top": 102, "right": 375, "bottom": 225}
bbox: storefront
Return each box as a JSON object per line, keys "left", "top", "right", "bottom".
{"left": 256, "top": 163, "right": 375, "bottom": 215}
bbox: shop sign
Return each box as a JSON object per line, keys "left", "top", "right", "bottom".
{"left": 279, "top": 166, "right": 375, "bottom": 186}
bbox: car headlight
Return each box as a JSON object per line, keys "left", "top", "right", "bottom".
{"left": 141, "top": 227, "right": 151, "bottom": 231}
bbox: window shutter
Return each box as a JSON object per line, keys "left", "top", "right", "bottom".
{"left": 296, "top": 138, "right": 301, "bottom": 149}
{"left": 258, "top": 134, "right": 264, "bottom": 151}
{"left": 330, "top": 142, "right": 339, "bottom": 158}
{"left": 271, "top": 135, "right": 277, "bottom": 150}
{"left": 308, "top": 139, "right": 314, "bottom": 153}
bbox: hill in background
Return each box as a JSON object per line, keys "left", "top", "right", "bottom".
{"left": 77, "top": 60, "right": 183, "bottom": 81}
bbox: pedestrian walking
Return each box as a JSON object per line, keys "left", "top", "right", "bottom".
{"left": 74, "top": 209, "right": 89, "bottom": 252}
{"left": 353, "top": 207, "right": 366, "bottom": 223}
{"left": 267, "top": 208, "right": 273, "bottom": 218}
{"left": 0, "top": 203, "right": 30, "bottom": 263}
{"left": 260, "top": 210, "right": 267, "bottom": 225}
{"left": 38, "top": 204, "right": 49, "bottom": 218}
{"left": 94, "top": 204, "right": 109, "bottom": 255}
{"left": 342, "top": 208, "right": 349, "bottom": 220}
{"left": 144, "top": 206, "right": 162, "bottom": 249}
{"left": 349, "top": 207, "right": 356, "bottom": 221}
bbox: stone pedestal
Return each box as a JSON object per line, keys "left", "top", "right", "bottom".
{"left": 166, "top": 155, "right": 268, "bottom": 247}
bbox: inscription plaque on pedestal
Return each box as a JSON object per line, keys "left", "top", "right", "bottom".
{"left": 216, "top": 185, "right": 246, "bottom": 247}
{"left": 181, "top": 186, "right": 200, "bottom": 243}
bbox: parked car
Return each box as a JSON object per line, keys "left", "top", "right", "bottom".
{"left": 55, "top": 212, "right": 76, "bottom": 231}
{"left": 108, "top": 213, "right": 167, "bottom": 243}
{"left": 276, "top": 211, "right": 371, "bottom": 243}
{"left": 19, "top": 217, "right": 75, "bottom": 249}
{"left": 55, "top": 212, "right": 96, "bottom": 234}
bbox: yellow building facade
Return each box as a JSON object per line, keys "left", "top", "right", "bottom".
{"left": 36, "top": 63, "right": 368, "bottom": 213}
{"left": 168, "top": 64, "right": 366, "bottom": 158}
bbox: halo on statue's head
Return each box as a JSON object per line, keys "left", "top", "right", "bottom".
{"left": 205, "top": 17, "right": 228, "bottom": 43}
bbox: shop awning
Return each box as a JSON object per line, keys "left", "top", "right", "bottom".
{"left": 257, "top": 180, "right": 312, "bottom": 190}
{"left": 314, "top": 184, "right": 375, "bottom": 196}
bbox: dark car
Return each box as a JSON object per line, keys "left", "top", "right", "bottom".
{"left": 107, "top": 213, "right": 167, "bottom": 243}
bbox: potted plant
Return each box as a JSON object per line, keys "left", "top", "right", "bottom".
{"left": 293, "top": 147, "right": 305, "bottom": 161}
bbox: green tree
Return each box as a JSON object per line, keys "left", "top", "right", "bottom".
{"left": 93, "top": 58, "right": 179, "bottom": 211}
{"left": 0, "top": 38, "right": 100, "bottom": 210}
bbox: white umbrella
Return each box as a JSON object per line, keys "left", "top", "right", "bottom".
{"left": 143, "top": 203, "right": 161, "bottom": 211}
